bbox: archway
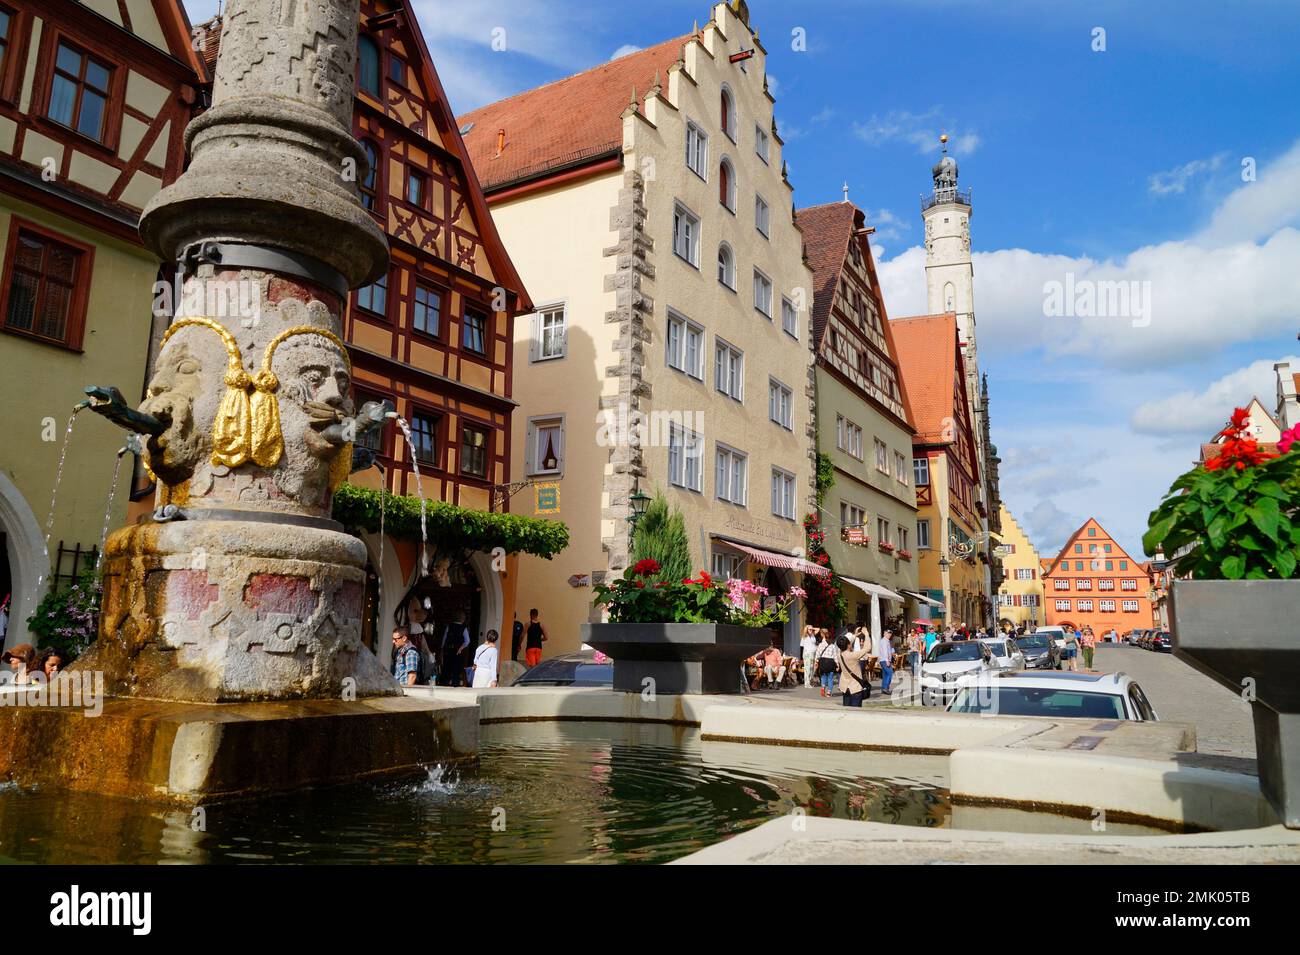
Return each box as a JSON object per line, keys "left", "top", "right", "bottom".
{"left": 0, "top": 472, "right": 47, "bottom": 650}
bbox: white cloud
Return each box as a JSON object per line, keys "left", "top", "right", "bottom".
{"left": 1130, "top": 356, "right": 1298, "bottom": 436}
{"left": 1148, "top": 153, "right": 1227, "bottom": 196}
{"left": 610, "top": 44, "right": 642, "bottom": 60}
{"left": 1021, "top": 499, "right": 1080, "bottom": 557}
{"left": 851, "top": 109, "right": 979, "bottom": 155}
{"left": 862, "top": 207, "right": 910, "bottom": 243}
{"left": 879, "top": 143, "right": 1300, "bottom": 370}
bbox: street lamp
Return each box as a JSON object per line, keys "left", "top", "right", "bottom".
{"left": 627, "top": 488, "right": 651, "bottom": 538}
{"left": 937, "top": 555, "right": 951, "bottom": 571}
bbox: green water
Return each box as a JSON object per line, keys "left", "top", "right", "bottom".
{"left": 0, "top": 722, "right": 952, "bottom": 864}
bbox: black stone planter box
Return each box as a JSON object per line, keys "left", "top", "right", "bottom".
{"left": 1169, "top": 579, "right": 1300, "bottom": 828}
{"left": 581, "top": 622, "right": 773, "bottom": 695}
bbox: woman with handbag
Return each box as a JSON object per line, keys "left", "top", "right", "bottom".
{"left": 836, "top": 635, "right": 868, "bottom": 707}
{"left": 815, "top": 633, "right": 840, "bottom": 698}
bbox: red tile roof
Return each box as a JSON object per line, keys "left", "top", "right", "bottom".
{"left": 891, "top": 313, "right": 961, "bottom": 444}
{"left": 456, "top": 35, "right": 691, "bottom": 192}
{"left": 795, "top": 201, "right": 855, "bottom": 347}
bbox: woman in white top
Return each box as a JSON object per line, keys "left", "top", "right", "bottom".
{"left": 799, "top": 626, "right": 819, "bottom": 687}
{"left": 471, "top": 630, "right": 500, "bottom": 688}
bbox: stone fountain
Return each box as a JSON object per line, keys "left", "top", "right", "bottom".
{"left": 0, "top": 0, "right": 475, "bottom": 802}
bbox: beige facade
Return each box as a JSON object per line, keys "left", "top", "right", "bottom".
{"left": 485, "top": 3, "right": 815, "bottom": 654}
{"left": 995, "top": 505, "right": 1044, "bottom": 629}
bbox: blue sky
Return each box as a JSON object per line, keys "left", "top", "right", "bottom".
{"left": 182, "top": 0, "right": 1300, "bottom": 559}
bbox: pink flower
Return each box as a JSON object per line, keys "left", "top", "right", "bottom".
{"left": 1281, "top": 424, "right": 1300, "bottom": 455}
{"left": 789, "top": 587, "right": 807, "bottom": 599}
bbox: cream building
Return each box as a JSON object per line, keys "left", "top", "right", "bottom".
{"left": 0, "top": 0, "right": 201, "bottom": 648}
{"left": 459, "top": 1, "right": 817, "bottom": 654}
{"left": 995, "top": 505, "right": 1044, "bottom": 630}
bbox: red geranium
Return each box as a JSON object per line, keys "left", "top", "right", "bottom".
{"left": 1206, "top": 407, "right": 1278, "bottom": 471}
{"left": 632, "top": 558, "right": 661, "bottom": 577}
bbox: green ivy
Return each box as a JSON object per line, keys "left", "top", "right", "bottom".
{"left": 333, "top": 483, "right": 569, "bottom": 559}
{"left": 815, "top": 451, "right": 835, "bottom": 507}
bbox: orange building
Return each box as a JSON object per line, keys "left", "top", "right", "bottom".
{"left": 1042, "top": 518, "right": 1155, "bottom": 637}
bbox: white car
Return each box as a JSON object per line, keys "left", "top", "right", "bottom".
{"left": 918, "top": 640, "right": 994, "bottom": 706}
{"left": 979, "top": 637, "right": 1025, "bottom": 672}
{"left": 945, "top": 671, "right": 1160, "bottom": 721}
{"left": 1032, "top": 625, "right": 1069, "bottom": 652}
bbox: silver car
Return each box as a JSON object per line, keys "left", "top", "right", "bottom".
{"left": 945, "top": 671, "right": 1160, "bottom": 721}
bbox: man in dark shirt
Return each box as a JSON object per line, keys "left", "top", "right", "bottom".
{"left": 524, "top": 608, "right": 548, "bottom": 667}
{"left": 438, "top": 612, "right": 470, "bottom": 686}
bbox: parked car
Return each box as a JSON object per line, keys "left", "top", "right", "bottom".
{"left": 1032, "top": 625, "right": 1069, "bottom": 652}
{"left": 919, "top": 640, "right": 994, "bottom": 706}
{"left": 945, "top": 671, "right": 1160, "bottom": 721}
{"left": 509, "top": 650, "right": 613, "bottom": 687}
{"left": 1146, "top": 630, "right": 1173, "bottom": 653}
{"left": 979, "top": 637, "right": 1026, "bottom": 672}
{"left": 1013, "top": 633, "right": 1061, "bottom": 670}
{"left": 1123, "top": 629, "right": 1145, "bottom": 646}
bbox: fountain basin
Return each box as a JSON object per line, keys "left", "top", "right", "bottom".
{"left": 0, "top": 693, "right": 476, "bottom": 804}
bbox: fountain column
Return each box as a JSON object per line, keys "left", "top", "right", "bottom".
{"left": 79, "top": 0, "right": 398, "bottom": 701}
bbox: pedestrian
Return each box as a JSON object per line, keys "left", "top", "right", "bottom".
{"left": 800, "top": 626, "right": 818, "bottom": 688}
{"left": 472, "top": 630, "right": 500, "bottom": 688}
{"left": 523, "top": 608, "right": 548, "bottom": 668}
{"left": 906, "top": 628, "right": 924, "bottom": 681}
{"left": 1081, "top": 627, "right": 1096, "bottom": 670}
{"left": 391, "top": 629, "right": 421, "bottom": 687}
{"left": 837, "top": 635, "right": 868, "bottom": 707}
{"left": 510, "top": 615, "right": 524, "bottom": 662}
{"left": 2, "top": 643, "right": 34, "bottom": 685}
{"left": 1064, "top": 627, "right": 1080, "bottom": 672}
{"left": 815, "top": 633, "right": 840, "bottom": 698}
{"left": 876, "top": 628, "right": 895, "bottom": 694}
{"left": 438, "top": 611, "right": 471, "bottom": 686}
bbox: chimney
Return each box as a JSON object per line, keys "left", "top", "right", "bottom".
{"left": 496, "top": 128, "right": 505, "bottom": 157}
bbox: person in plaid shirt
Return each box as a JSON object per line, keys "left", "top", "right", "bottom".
{"left": 392, "top": 629, "right": 421, "bottom": 686}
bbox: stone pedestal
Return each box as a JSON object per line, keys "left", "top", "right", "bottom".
{"left": 582, "top": 623, "right": 772, "bottom": 695}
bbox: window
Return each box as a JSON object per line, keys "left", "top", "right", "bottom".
{"left": 715, "top": 445, "right": 748, "bottom": 505}
{"left": 715, "top": 339, "right": 744, "bottom": 401}
{"left": 720, "top": 87, "right": 735, "bottom": 139}
{"left": 673, "top": 203, "right": 700, "bottom": 266}
{"left": 1104, "top": 543, "right": 1112, "bottom": 552}
{"left": 1088, "top": 543, "right": 1097, "bottom": 553}
{"left": 49, "top": 42, "right": 111, "bottom": 141}
{"left": 771, "top": 467, "right": 796, "bottom": 519}
{"left": 666, "top": 311, "right": 704, "bottom": 379}
{"left": 460, "top": 425, "right": 490, "bottom": 478}
{"left": 717, "top": 243, "right": 735, "bottom": 289}
{"left": 1098, "top": 579, "right": 1115, "bottom": 591}
{"left": 412, "top": 284, "right": 441, "bottom": 336}
{"left": 1074, "top": 544, "right": 1082, "bottom": 554}
{"left": 1077, "top": 599, "right": 1094, "bottom": 612}
{"left": 913, "top": 457, "right": 930, "bottom": 486}
{"left": 755, "top": 124, "right": 769, "bottom": 163}
{"left": 711, "top": 551, "right": 742, "bottom": 580}
{"left": 685, "top": 122, "right": 708, "bottom": 178}
{"left": 1120, "top": 579, "right": 1138, "bottom": 591}
{"left": 836, "top": 416, "right": 863, "bottom": 459}
{"left": 1119, "top": 560, "right": 1128, "bottom": 570}
{"left": 525, "top": 416, "right": 564, "bottom": 476}
{"left": 754, "top": 194, "right": 770, "bottom": 237}
{"left": 1122, "top": 599, "right": 1139, "bottom": 613}
{"left": 1077, "top": 579, "right": 1093, "bottom": 591}
{"left": 1, "top": 225, "right": 90, "bottom": 349}
{"left": 719, "top": 158, "right": 735, "bottom": 210}
{"left": 841, "top": 502, "right": 866, "bottom": 529}
{"left": 1054, "top": 579, "right": 1070, "bottom": 591}
{"left": 406, "top": 168, "right": 427, "bottom": 208}
{"left": 876, "top": 516, "right": 891, "bottom": 546}
{"left": 359, "top": 140, "right": 380, "bottom": 210}
{"left": 462, "top": 306, "right": 488, "bottom": 355}
{"left": 874, "top": 438, "right": 888, "bottom": 473}
{"left": 768, "top": 378, "right": 793, "bottom": 429}
{"left": 1105, "top": 560, "right": 1114, "bottom": 571}
{"left": 781, "top": 296, "right": 797, "bottom": 338}
{"left": 1088, "top": 527, "right": 1097, "bottom": 537}
{"left": 1016, "top": 568, "right": 1035, "bottom": 580}
{"left": 0, "top": 9, "right": 12, "bottom": 81}
{"left": 1056, "top": 599, "right": 1071, "bottom": 612}
{"left": 894, "top": 452, "right": 908, "bottom": 485}
{"left": 409, "top": 412, "right": 440, "bottom": 467}
{"left": 356, "top": 272, "right": 388, "bottom": 317}
{"left": 668, "top": 423, "right": 703, "bottom": 491}
{"left": 898, "top": 527, "right": 909, "bottom": 552}
{"left": 752, "top": 269, "right": 773, "bottom": 318}
{"left": 916, "top": 519, "right": 931, "bottom": 550}
{"left": 1099, "top": 599, "right": 1116, "bottom": 613}
{"left": 1075, "top": 561, "right": 1084, "bottom": 571}
{"left": 358, "top": 35, "right": 380, "bottom": 97}
{"left": 532, "top": 305, "right": 565, "bottom": 361}
{"left": 389, "top": 54, "right": 405, "bottom": 86}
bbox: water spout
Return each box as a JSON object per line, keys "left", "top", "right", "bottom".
{"left": 95, "top": 443, "right": 133, "bottom": 574}
{"left": 83, "top": 385, "right": 167, "bottom": 436}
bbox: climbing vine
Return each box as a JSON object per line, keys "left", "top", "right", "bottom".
{"left": 802, "top": 511, "right": 847, "bottom": 628}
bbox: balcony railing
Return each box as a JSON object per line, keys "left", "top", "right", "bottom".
{"left": 921, "top": 188, "right": 971, "bottom": 211}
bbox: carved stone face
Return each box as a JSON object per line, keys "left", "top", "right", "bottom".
{"left": 141, "top": 342, "right": 209, "bottom": 483}
{"left": 276, "top": 337, "right": 354, "bottom": 461}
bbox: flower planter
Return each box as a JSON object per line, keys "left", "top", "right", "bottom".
{"left": 1168, "top": 579, "right": 1300, "bottom": 828}
{"left": 581, "top": 622, "right": 773, "bottom": 695}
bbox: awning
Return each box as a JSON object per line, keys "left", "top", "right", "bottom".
{"left": 903, "top": 589, "right": 946, "bottom": 610}
{"left": 715, "top": 538, "right": 830, "bottom": 577}
{"left": 839, "top": 576, "right": 906, "bottom": 602}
